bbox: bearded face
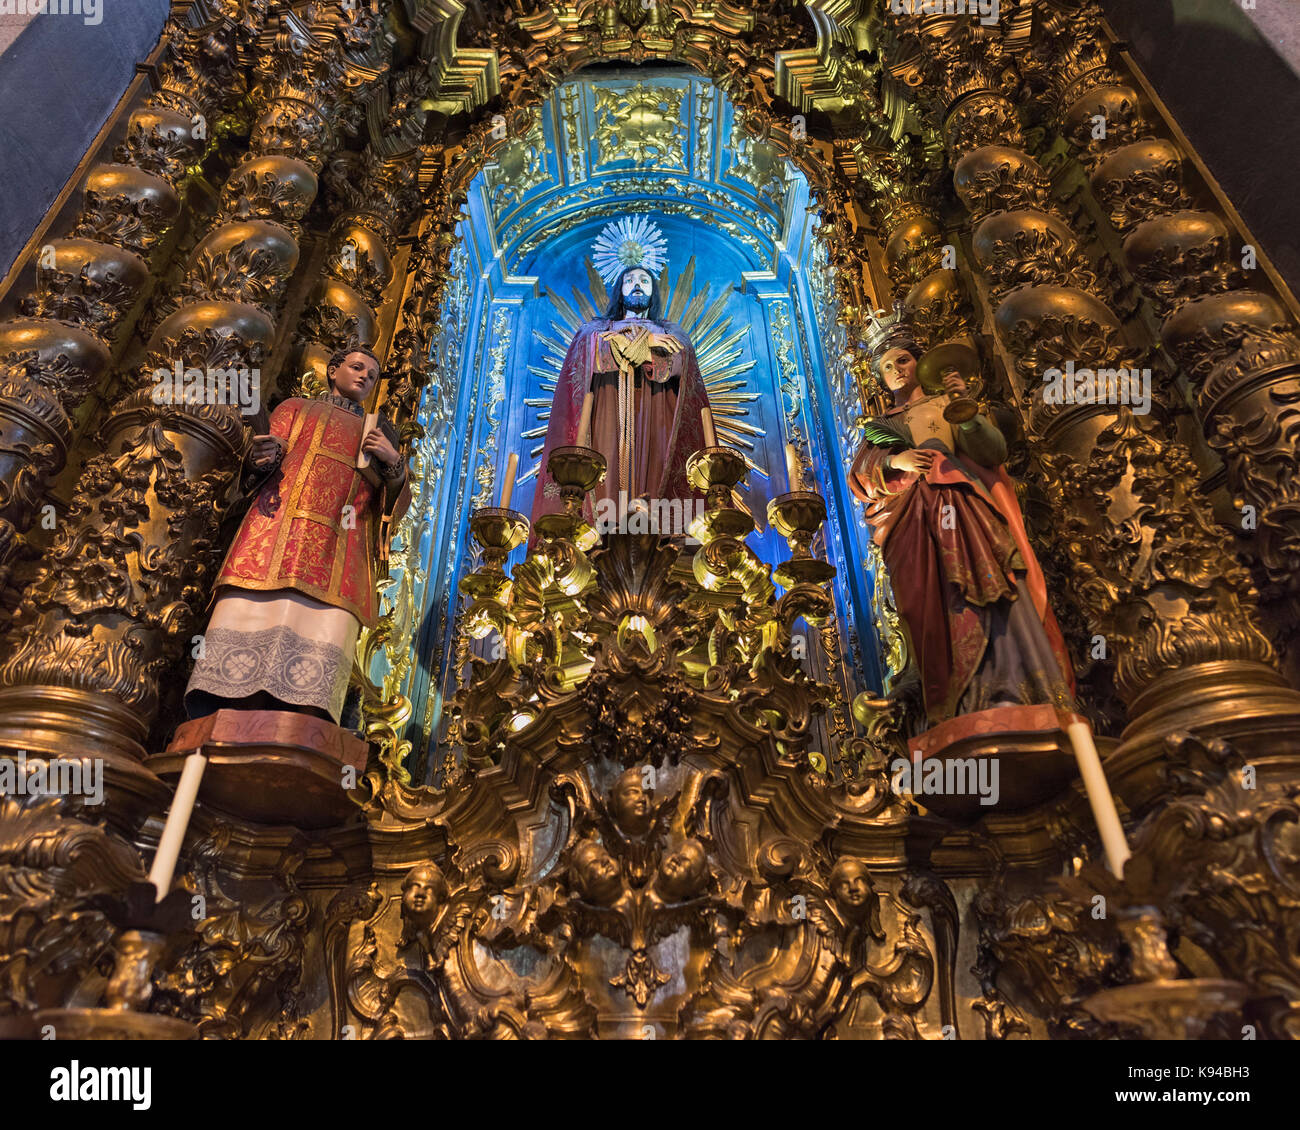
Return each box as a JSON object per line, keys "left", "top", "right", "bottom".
{"left": 621, "top": 267, "right": 653, "bottom": 315}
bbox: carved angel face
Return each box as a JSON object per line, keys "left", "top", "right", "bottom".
{"left": 611, "top": 769, "right": 653, "bottom": 836}
{"left": 657, "top": 839, "right": 707, "bottom": 901}
{"left": 877, "top": 347, "right": 918, "bottom": 395}
{"left": 329, "top": 350, "right": 380, "bottom": 403}
{"left": 830, "top": 858, "right": 874, "bottom": 916}
{"left": 401, "top": 864, "right": 447, "bottom": 928}
{"left": 572, "top": 841, "right": 623, "bottom": 906}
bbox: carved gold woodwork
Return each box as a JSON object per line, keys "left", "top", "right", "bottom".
{"left": 0, "top": 3, "right": 263, "bottom": 610}
{"left": 296, "top": 136, "right": 422, "bottom": 395}
{"left": 874, "top": 12, "right": 1300, "bottom": 787}
{"left": 0, "top": 5, "right": 394, "bottom": 774}
{"left": 1015, "top": 2, "right": 1300, "bottom": 682}
{"left": 0, "top": 0, "right": 1296, "bottom": 1043}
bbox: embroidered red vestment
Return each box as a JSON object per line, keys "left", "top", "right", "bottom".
{"left": 216, "top": 397, "right": 408, "bottom": 626}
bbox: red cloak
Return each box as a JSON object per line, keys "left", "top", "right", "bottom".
{"left": 529, "top": 317, "right": 710, "bottom": 534}
{"left": 849, "top": 424, "right": 1075, "bottom": 723}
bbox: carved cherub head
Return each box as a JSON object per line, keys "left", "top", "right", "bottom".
{"left": 571, "top": 840, "right": 623, "bottom": 907}
{"left": 400, "top": 863, "right": 449, "bottom": 932}
{"left": 610, "top": 768, "right": 654, "bottom": 837}
{"left": 656, "top": 838, "right": 708, "bottom": 902}
{"left": 828, "top": 857, "right": 876, "bottom": 922}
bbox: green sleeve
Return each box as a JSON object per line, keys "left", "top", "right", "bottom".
{"left": 955, "top": 413, "right": 1007, "bottom": 467}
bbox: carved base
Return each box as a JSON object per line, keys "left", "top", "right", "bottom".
{"left": 147, "top": 709, "right": 368, "bottom": 829}
{"left": 34, "top": 1007, "right": 197, "bottom": 1040}
{"left": 1111, "top": 661, "right": 1300, "bottom": 817}
{"left": 1083, "top": 979, "right": 1250, "bottom": 1040}
{"left": 905, "top": 705, "right": 1084, "bottom": 819}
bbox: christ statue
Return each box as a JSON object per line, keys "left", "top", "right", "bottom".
{"left": 530, "top": 260, "right": 712, "bottom": 536}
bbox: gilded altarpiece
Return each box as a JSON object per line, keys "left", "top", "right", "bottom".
{"left": 0, "top": 0, "right": 1295, "bottom": 1044}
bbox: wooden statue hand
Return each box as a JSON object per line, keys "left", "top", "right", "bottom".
{"left": 362, "top": 428, "right": 400, "bottom": 466}
{"left": 250, "top": 434, "right": 285, "bottom": 470}
{"left": 887, "top": 448, "right": 937, "bottom": 475}
{"left": 649, "top": 331, "right": 683, "bottom": 356}
{"left": 940, "top": 370, "right": 968, "bottom": 395}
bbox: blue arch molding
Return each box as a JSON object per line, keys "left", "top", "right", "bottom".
{"left": 388, "top": 70, "right": 887, "bottom": 774}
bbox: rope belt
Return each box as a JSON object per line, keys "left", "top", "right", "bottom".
{"left": 618, "top": 360, "right": 635, "bottom": 496}
{"left": 599, "top": 324, "right": 683, "bottom": 497}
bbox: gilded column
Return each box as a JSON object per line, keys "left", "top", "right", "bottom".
{"left": 295, "top": 141, "right": 422, "bottom": 397}
{"left": 0, "top": 1, "right": 261, "bottom": 597}
{"left": 1019, "top": 2, "right": 1300, "bottom": 684}
{"left": 881, "top": 12, "right": 1300, "bottom": 811}
{"left": 0, "top": 5, "right": 393, "bottom": 772}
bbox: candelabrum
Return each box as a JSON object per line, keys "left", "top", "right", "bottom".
{"left": 682, "top": 446, "right": 776, "bottom": 663}
{"left": 766, "top": 489, "right": 836, "bottom": 628}
{"left": 533, "top": 445, "right": 607, "bottom": 551}
{"left": 684, "top": 446, "right": 770, "bottom": 598}
{"left": 34, "top": 882, "right": 198, "bottom": 1039}
{"left": 530, "top": 445, "right": 607, "bottom": 603}
{"left": 460, "top": 506, "right": 530, "bottom": 641}
{"left": 686, "top": 446, "right": 752, "bottom": 542}
{"left": 1083, "top": 908, "right": 1250, "bottom": 1039}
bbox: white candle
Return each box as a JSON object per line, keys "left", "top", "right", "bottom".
{"left": 500, "top": 452, "right": 519, "bottom": 511}
{"left": 577, "top": 390, "right": 595, "bottom": 448}
{"left": 146, "top": 752, "right": 207, "bottom": 901}
{"left": 1066, "top": 721, "right": 1132, "bottom": 877}
{"left": 785, "top": 443, "right": 801, "bottom": 491}
{"left": 701, "top": 405, "right": 717, "bottom": 448}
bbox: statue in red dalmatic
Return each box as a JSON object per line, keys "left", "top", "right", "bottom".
{"left": 185, "top": 347, "right": 410, "bottom": 724}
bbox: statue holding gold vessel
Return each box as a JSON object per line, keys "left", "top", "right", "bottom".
{"left": 848, "top": 311, "right": 1075, "bottom": 727}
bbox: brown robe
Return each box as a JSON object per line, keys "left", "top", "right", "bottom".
{"left": 530, "top": 316, "right": 711, "bottom": 537}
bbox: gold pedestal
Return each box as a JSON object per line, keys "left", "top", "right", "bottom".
{"left": 900, "top": 705, "right": 1085, "bottom": 820}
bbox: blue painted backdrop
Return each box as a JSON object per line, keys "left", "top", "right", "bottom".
{"left": 379, "top": 70, "right": 886, "bottom": 778}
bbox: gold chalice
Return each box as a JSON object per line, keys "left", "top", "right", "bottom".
{"left": 916, "top": 338, "right": 981, "bottom": 423}
{"left": 767, "top": 491, "right": 837, "bottom": 589}
{"left": 686, "top": 445, "right": 754, "bottom": 543}
{"left": 461, "top": 506, "right": 529, "bottom": 604}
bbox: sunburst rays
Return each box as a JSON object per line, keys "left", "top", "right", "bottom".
{"left": 516, "top": 255, "right": 766, "bottom": 486}
{"left": 591, "top": 216, "right": 669, "bottom": 285}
